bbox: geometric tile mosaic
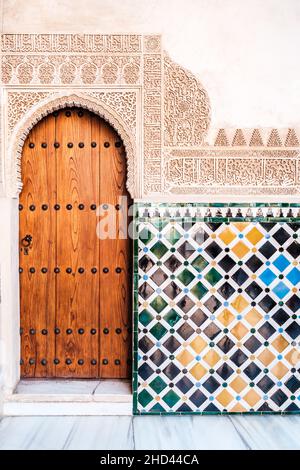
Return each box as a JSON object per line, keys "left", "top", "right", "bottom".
{"left": 133, "top": 204, "right": 300, "bottom": 414}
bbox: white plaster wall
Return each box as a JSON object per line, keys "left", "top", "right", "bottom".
{"left": 1, "top": 0, "right": 300, "bottom": 128}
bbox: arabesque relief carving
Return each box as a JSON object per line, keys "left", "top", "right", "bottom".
{"left": 1, "top": 33, "right": 300, "bottom": 199}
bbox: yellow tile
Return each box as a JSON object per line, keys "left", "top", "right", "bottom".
{"left": 285, "top": 348, "right": 300, "bottom": 366}
{"left": 176, "top": 349, "right": 194, "bottom": 366}
{"left": 203, "top": 350, "right": 220, "bottom": 367}
{"left": 231, "top": 322, "right": 248, "bottom": 340}
{"left": 230, "top": 403, "right": 247, "bottom": 413}
{"left": 217, "top": 308, "right": 235, "bottom": 327}
{"left": 271, "top": 335, "right": 289, "bottom": 353}
{"left": 271, "top": 362, "right": 289, "bottom": 379}
{"left": 231, "top": 241, "right": 250, "bottom": 259}
{"left": 190, "top": 336, "right": 207, "bottom": 354}
{"left": 219, "top": 227, "right": 236, "bottom": 245}
{"left": 244, "top": 308, "right": 262, "bottom": 326}
{"left": 231, "top": 295, "right": 249, "bottom": 313}
{"left": 243, "top": 389, "right": 261, "bottom": 407}
{"left": 258, "top": 349, "right": 275, "bottom": 366}
{"left": 216, "top": 389, "right": 234, "bottom": 407}
{"left": 232, "top": 222, "right": 250, "bottom": 232}
{"left": 230, "top": 376, "right": 247, "bottom": 393}
{"left": 189, "top": 363, "right": 207, "bottom": 380}
{"left": 246, "top": 227, "right": 264, "bottom": 245}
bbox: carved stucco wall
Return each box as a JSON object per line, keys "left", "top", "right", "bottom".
{"left": 0, "top": 33, "right": 299, "bottom": 199}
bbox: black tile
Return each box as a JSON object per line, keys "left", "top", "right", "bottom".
{"left": 149, "top": 349, "right": 167, "bottom": 367}
{"left": 258, "top": 295, "right": 276, "bottom": 313}
{"left": 288, "top": 223, "right": 300, "bottom": 232}
{"left": 285, "top": 402, "right": 300, "bottom": 412}
{"left": 232, "top": 268, "right": 248, "bottom": 286}
{"left": 218, "top": 281, "right": 235, "bottom": 300}
{"left": 259, "top": 223, "right": 276, "bottom": 232}
{"left": 286, "top": 294, "right": 300, "bottom": 313}
{"left": 216, "top": 363, "right": 234, "bottom": 380}
{"left": 257, "top": 376, "right": 275, "bottom": 393}
{"left": 217, "top": 335, "right": 235, "bottom": 353}
{"left": 139, "top": 255, "right": 155, "bottom": 272}
{"left": 163, "top": 281, "right": 182, "bottom": 299}
{"left": 190, "top": 308, "right": 208, "bottom": 326}
{"left": 218, "top": 254, "right": 236, "bottom": 273}
{"left": 178, "top": 241, "right": 195, "bottom": 259}
{"left": 258, "top": 402, "right": 274, "bottom": 412}
{"left": 202, "top": 376, "right": 220, "bottom": 393}
{"left": 284, "top": 375, "right": 300, "bottom": 393}
{"left": 190, "top": 389, "right": 207, "bottom": 407}
{"left": 230, "top": 349, "right": 248, "bottom": 367}
{"left": 204, "top": 296, "right": 222, "bottom": 313}
{"left": 205, "top": 241, "right": 222, "bottom": 259}
{"left": 139, "top": 282, "right": 155, "bottom": 300}
{"left": 244, "top": 335, "right": 262, "bottom": 353}
{"left": 176, "top": 322, "right": 194, "bottom": 340}
{"left": 259, "top": 241, "right": 277, "bottom": 259}
{"left": 138, "top": 363, "right": 154, "bottom": 380}
{"left": 150, "top": 268, "right": 168, "bottom": 286}
{"left": 245, "top": 255, "right": 264, "bottom": 273}
{"left": 243, "top": 362, "right": 262, "bottom": 380}
{"left": 164, "top": 255, "right": 182, "bottom": 273}
{"left": 162, "top": 363, "right": 181, "bottom": 380}
{"left": 139, "top": 336, "right": 155, "bottom": 353}
{"left": 177, "top": 295, "right": 195, "bottom": 313}
{"left": 286, "top": 241, "right": 300, "bottom": 259}
{"left": 272, "top": 308, "right": 290, "bottom": 326}
{"left": 177, "top": 403, "right": 193, "bottom": 412}
{"left": 286, "top": 321, "right": 300, "bottom": 340}
{"left": 205, "top": 222, "right": 223, "bottom": 232}
{"left": 270, "top": 389, "right": 288, "bottom": 406}
{"left": 245, "top": 281, "right": 263, "bottom": 300}
{"left": 203, "top": 403, "right": 220, "bottom": 412}
{"left": 258, "top": 321, "right": 276, "bottom": 340}
{"left": 162, "top": 336, "right": 181, "bottom": 353}
{"left": 192, "top": 228, "right": 209, "bottom": 245}
{"left": 176, "top": 376, "right": 194, "bottom": 393}
{"left": 273, "top": 227, "right": 290, "bottom": 245}
{"left": 203, "top": 322, "right": 221, "bottom": 340}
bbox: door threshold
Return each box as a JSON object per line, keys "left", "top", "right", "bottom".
{"left": 3, "top": 379, "right": 132, "bottom": 416}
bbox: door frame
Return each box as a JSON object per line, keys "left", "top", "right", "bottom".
{"left": 0, "top": 93, "right": 140, "bottom": 398}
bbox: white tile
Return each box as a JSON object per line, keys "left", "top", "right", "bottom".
{"left": 16, "top": 379, "right": 100, "bottom": 395}
{"left": 3, "top": 401, "right": 132, "bottom": 416}
{"left": 94, "top": 379, "right": 132, "bottom": 395}
{"left": 63, "top": 416, "right": 134, "bottom": 450}
{"left": 229, "top": 415, "right": 300, "bottom": 450}
{"left": 133, "top": 415, "right": 248, "bottom": 450}
{"left": 0, "top": 416, "right": 76, "bottom": 450}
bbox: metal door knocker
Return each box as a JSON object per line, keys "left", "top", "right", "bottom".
{"left": 20, "top": 234, "right": 32, "bottom": 255}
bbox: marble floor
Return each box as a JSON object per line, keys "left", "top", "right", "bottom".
{"left": 0, "top": 415, "right": 299, "bottom": 450}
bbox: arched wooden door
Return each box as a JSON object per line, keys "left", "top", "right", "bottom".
{"left": 19, "top": 107, "right": 132, "bottom": 379}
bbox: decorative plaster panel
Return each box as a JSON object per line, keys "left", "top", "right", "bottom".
{"left": 1, "top": 33, "right": 300, "bottom": 199}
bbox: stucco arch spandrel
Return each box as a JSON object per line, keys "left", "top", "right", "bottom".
{"left": 7, "top": 91, "right": 138, "bottom": 198}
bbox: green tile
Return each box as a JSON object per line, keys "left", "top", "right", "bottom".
{"left": 149, "top": 376, "right": 167, "bottom": 394}
{"left": 177, "top": 269, "right": 195, "bottom": 286}
{"left": 191, "top": 282, "right": 208, "bottom": 299}
{"left": 150, "top": 403, "right": 165, "bottom": 412}
{"left": 151, "top": 218, "right": 169, "bottom": 231}
{"left": 139, "top": 309, "right": 154, "bottom": 327}
{"left": 164, "top": 227, "right": 181, "bottom": 245}
{"left": 162, "top": 389, "right": 180, "bottom": 408}
{"left": 138, "top": 389, "right": 153, "bottom": 407}
{"left": 139, "top": 227, "right": 154, "bottom": 245}
{"left": 150, "top": 322, "right": 168, "bottom": 340}
{"left": 191, "top": 255, "right": 209, "bottom": 272}
{"left": 150, "top": 295, "right": 168, "bottom": 313}
{"left": 204, "top": 267, "right": 222, "bottom": 286}
{"left": 150, "top": 241, "right": 169, "bottom": 259}
{"left": 163, "top": 308, "right": 181, "bottom": 326}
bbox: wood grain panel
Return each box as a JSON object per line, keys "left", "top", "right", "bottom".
{"left": 99, "top": 121, "right": 132, "bottom": 378}
{"left": 20, "top": 115, "right": 56, "bottom": 377}
{"left": 55, "top": 109, "right": 100, "bottom": 377}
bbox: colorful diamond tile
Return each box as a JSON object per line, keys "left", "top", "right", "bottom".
{"left": 135, "top": 211, "right": 300, "bottom": 415}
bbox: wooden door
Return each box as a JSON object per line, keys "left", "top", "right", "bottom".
{"left": 19, "top": 108, "right": 132, "bottom": 378}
